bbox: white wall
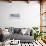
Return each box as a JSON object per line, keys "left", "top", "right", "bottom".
{"left": 0, "top": 1, "right": 40, "bottom": 28}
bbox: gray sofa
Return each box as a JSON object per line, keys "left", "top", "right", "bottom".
{"left": 9, "top": 33, "right": 34, "bottom": 43}
{"left": 4, "top": 27, "right": 34, "bottom": 43}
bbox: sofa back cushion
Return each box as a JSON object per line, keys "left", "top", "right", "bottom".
{"left": 14, "top": 28, "right": 21, "bottom": 34}
{"left": 8, "top": 27, "right": 14, "bottom": 34}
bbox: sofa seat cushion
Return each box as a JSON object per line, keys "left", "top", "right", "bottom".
{"left": 8, "top": 33, "right": 34, "bottom": 43}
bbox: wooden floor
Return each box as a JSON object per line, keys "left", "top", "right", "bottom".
{"left": 0, "top": 40, "right": 46, "bottom": 46}
{"left": 21, "top": 40, "right": 46, "bottom": 46}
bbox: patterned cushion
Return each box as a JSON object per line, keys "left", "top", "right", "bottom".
{"left": 8, "top": 27, "right": 14, "bottom": 34}
{"left": 14, "top": 28, "right": 21, "bottom": 33}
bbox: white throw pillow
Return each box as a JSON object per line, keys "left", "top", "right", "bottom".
{"left": 21, "top": 28, "right": 27, "bottom": 35}
{"left": 2, "top": 28, "right": 10, "bottom": 36}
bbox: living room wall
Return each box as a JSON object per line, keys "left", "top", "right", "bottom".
{"left": 0, "top": 1, "right": 40, "bottom": 28}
